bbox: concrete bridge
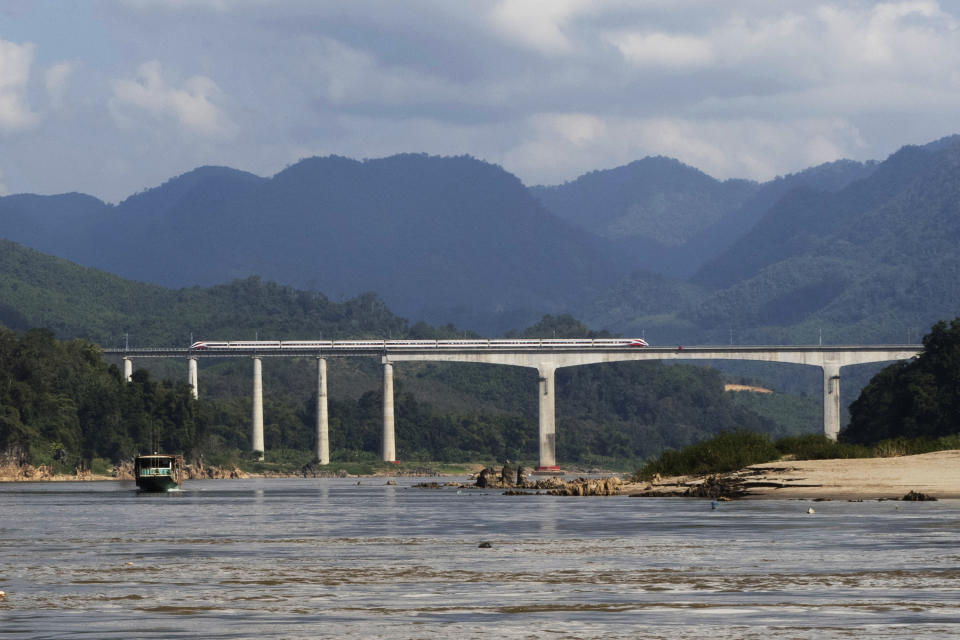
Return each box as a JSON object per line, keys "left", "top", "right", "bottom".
{"left": 105, "top": 342, "right": 921, "bottom": 469}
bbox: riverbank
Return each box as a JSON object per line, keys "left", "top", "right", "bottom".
{"left": 6, "top": 451, "right": 960, "bottom": 500}
{"left": 0, "top": 460, "right": 486, "bottom": 483}
{"left": 621, "top": 450, "right": 960, "bottom": 500}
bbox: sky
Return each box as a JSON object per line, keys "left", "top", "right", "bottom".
{"left": 2, "top": 0, "right": 960, "bottom": 203}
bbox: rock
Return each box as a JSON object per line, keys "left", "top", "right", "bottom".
{"left": 113, "top": 461, "right": 134, "bottom": 480}
{"left": 516, "top": 465, "right": 528, "bottom": 486}
{"left": 807, "top": 507, "right": 815, "bottom": 514}
{"left": 478, "top": 541, "right": 492, "bottom": 548}
{"left": 684, "top": 474, "right": 748, "bottom": 499}
{"left": 476, "top": 467, "right": 497, "bottom": 488}
{"left": 902, "top": 490, "right": 938, "bottom": 501}
{"left": 500, "top": 462, "right": 514, "bottom": 486}
{"left": 542, "top": 476, "right": 623, "bottom": 496}
{"left": 385, "top": 479, "right": 397, "bottom": 485}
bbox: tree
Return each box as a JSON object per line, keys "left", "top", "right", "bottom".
{"left": 844, "top": 318, "right": 960, "bottom": 444}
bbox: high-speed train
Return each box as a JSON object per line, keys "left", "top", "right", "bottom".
{"left": 190, "top": 338, "right": 648, "bottom": 350}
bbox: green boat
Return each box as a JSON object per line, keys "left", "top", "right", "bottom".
{"left": 134, "top": 454, "right": 183, "bottom": 492}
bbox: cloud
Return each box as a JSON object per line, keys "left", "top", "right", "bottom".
{"left": 488, "top": 0, "right": 592, "bottom": 54}
{"left": 44, "top": 62, "right": 73, "bottom": 110}
{"left": 502, "top": 112, "right": 865, "bottom": 184}
{"left": 109, "top": 60, "right": 234, "bottom": 138}
{"left": 605, "top": 31, "right": 715, "bottom": 68}
{"left": 5, "top": 1, "right": 960, "bottom": 201}
{"left": 0, "top": 38, "right": 39, "bottom": 132}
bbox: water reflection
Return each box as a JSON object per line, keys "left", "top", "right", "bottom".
{"left": 537, "top": 492, "right": 559, "bottom": 537}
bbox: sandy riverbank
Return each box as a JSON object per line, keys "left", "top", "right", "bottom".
{"left": 5, "top": 452, "right": 960, "bottom": 500}
{"left": 621, "top": 450, "right": 960, "bottom": 500}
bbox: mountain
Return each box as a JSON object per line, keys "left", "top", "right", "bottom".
{"left": 587, "top": 136, "right": 960, "bottom": 344}
{"left": 531, "top": 155, "right": 876, "bottom": 278}
{"left": 0, "top": 156, "right": 612, "bottom": 333}
{"left": 0, "top": 193, "right": 111, "bottom": 261}
{"left": 2, "top": 138, "right": 958, "bottom": 347}
{"left": 530, "top": 156, "right": 759, "bottom": 247}
{"left": 0, "top": 238, "right": 412, "bottom": 346}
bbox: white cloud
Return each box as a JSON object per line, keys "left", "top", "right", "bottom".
{"left": 44, "top": 62, "right": 73, "bottom": 110}
{"left": 502, "top": 112, "right": 865, "bottom": 184}
{"left": 109, "top": 60, "right": 234, "bottom": 138}
{"left": 0, "top": 38, "right": 39, "bottom": 132}
{"left": 488, "top": 0, "right": 592, "bottom": 54}
{"left": 712, "top": 2, "right": 960, "bottom": 85}
{"left": 5, "top": 1, "right": 960, "bottom": 201}
{"left": 606, "top": 31, "right": 715, "bottom": 68}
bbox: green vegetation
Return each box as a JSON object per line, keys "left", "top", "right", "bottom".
{"left": 844, "top": 318, "right": 960, "bottom": 444}
{"left": 633, "top": 431, "right": 960, "bottom": 481}
{"left": 634, "top": 430, "right": 782, "bottom": 479}
{"left": 633, "top": 316, "right": 960, "bottom": 480}
{"left": 0, "top": 327, "right": 198, "bottom": 470}
{"left": 0, "top": 309, "right": 788, "bottom": 470}
{"left": 726, "top": 387, "right": 820, "bottom": 435}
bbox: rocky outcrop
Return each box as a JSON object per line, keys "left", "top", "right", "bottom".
{"left": 682, "top": 474, "right": 749, "bottom": 499}
{"left": 542, "top": 476, "right": 622, "bottom": 496}
{"left": 472, "top": 471, "right": 624, "bottom": 496}
{"left": 516, "top": 466, "right": 528, "bottom": 485}
{"left": 0, "top": 463, "right": 54, "bottom": 481}
{"left": 902, "top": 490, "right": 938, "bottom": 501}
{"left": 475, "top": 467, "right": 500, "bottom": 488}
{"left": 182, "top": 460, "right": 248, "bottom": 479}
{"left": 113, "top": 461, "right": 134, "bottom": 480}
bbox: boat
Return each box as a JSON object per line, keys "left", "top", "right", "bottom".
{"left": 134, "top": 454, "right": 184, "bottom": 492}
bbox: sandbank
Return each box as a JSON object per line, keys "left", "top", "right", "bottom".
{"left": 622, "top": 450, "right": 960, "bottom": 500}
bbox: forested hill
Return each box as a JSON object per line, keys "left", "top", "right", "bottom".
{"left": 0, "top": 155, "right": 613, "bottom": 334}
{"left": 531, "top": 156, "right": 876, "bottom": 279}
{"left": 0, "top": 238, "right": 416, "bottom": 346}
{"left": 0, "top": 243, "right": 788, "bottom": 470}
{"left": 3, "top": 137, "right": 960, "bottom": 345}
{"left": 587, "top": 136, "right": 960, "bottom": 344}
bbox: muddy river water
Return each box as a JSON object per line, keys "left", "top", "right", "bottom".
{"left": 1, "top": 478, "right": 959, "bottom": 638}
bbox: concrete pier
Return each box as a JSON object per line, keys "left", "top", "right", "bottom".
{"left": 537, "top": 365, "right": 558, "bottom": 470}
{"left": 823, "top": 363, "right": 842, "bottom": 441}
{"left": 252, "top": 357, "right": 264, "bottom": 460}
{"left": 188, "top": 357, "right": 199, "bottom": 400}
{"left": 109, "top": 343, "right": 922, "bottom": 469}
{"left": 382, "top": 360, "right": 396, "bottom": 462}
{"left": 316, "top": 357, "right": 329, "bottom": 465}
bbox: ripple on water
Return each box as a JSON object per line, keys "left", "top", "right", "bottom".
{"left": 3, "top": 482, "right": 960, "bottom": 638}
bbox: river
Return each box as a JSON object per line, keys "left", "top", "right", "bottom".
{"left": 1, "top": 478, "right": 958, "bottom": 638}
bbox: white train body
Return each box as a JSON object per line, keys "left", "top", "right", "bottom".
{"left": 190, "top": 338, "right": 648, "bottom": 350}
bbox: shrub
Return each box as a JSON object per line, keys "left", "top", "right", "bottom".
{"left": 633, "top": 430, "right": 780, "bottom": 480}
{"left": 90, "top": 457, "right": 113, "bottom": 475}
{"left": 774, "top": 434, "right": 870, "bottom": 460}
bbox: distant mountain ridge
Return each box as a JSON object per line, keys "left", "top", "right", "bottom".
{"left": 532, "top": 155, "right": 877, "bottom": 279}
{"left": 530, "top": 156, "right": 759, "bottom": 247}
{"left": 2, "top": 137, "right": 960, "bottom": 342}
{"left": 1, "top": 154, "right": 613, "bottom": 333}
{"left": 587, "top": 136, "right": 960, "bottom": 344}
